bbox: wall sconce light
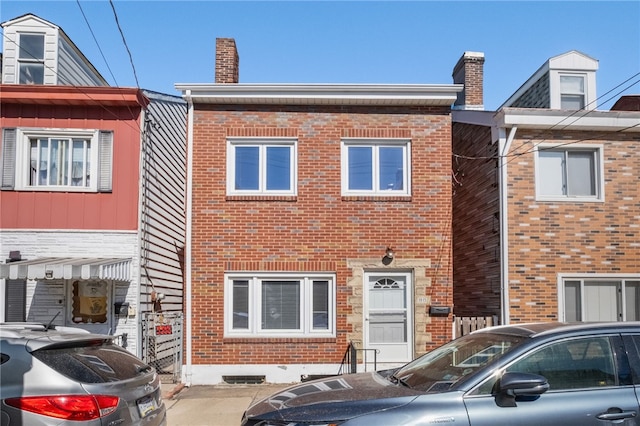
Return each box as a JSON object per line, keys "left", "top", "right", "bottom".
{"left": 45, "top": 269, "right": 54, "bottom": 279}
{"left": 382, "top": 247, "right": 394, "bottom": 265}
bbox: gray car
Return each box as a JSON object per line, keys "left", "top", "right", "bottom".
{"left": 242, "top": 322, "right": 640, "bottom": 425}
{"left": 1, "top": 322, "right": 166, "bottom": 426}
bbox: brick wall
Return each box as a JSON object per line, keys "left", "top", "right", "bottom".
{"left": 189, "top": 104, "right": 454, "bottom": 365}
{"left": 452, "top": 122, "right": 501, "bottom": 317}
{"left": 506, "top": 130, "right": 640, "bottom": 322}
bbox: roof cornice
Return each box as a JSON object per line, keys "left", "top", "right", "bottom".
{"left": 0, "top": 85, "right": 150, "bottom": 107}
{"left": 175, "top": 83, "right": 463, "bottom": 106}
{"left": 494, "top": 108, "right": 640, "bottom": 132}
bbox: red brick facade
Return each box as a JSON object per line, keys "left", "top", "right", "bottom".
{"left": 188, "top": 104, "right": 455, "bottom": 371}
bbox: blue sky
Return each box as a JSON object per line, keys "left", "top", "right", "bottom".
{"left": 2, "top": 1, "right": 639, "bottom": 110}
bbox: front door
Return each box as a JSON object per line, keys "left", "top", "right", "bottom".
{"left": 364, "top": 272, "right": 413, "bottom": 365}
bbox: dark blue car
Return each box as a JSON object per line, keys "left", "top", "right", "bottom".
{"left": 242, "top": 322, "right": 640, "bottom": 425}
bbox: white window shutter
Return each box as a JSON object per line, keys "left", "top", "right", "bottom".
{"left": 1, "top": 128, "right": 17, "bottom": 190}
{"left": 98, "top": 130, "right": 113, "bottom": 192}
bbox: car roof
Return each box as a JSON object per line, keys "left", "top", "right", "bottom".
{"left": 1, "top": 322, "right": 113, "bottom": 351}
{"left": 473, "top": 321, "right": 640, "bottom": 338}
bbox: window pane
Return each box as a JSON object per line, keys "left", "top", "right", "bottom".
{"left": 560, "top": 76, "right": 584, "bottom": 93}
{"left": 348, "top": 146, "right": 372, "bottom": 190}
{"left": 538, "top": 150, "right": 565, "bottom": 196}
{"left": 584, "top": 281, "right": 618, "bottom": 321}
{"left": 232, "top": 280, "right": 249, "bottom": 329}
{"left": 19, "top": 34, "right": 45, "bottom": 59}
{"left": 567, "top": 151, "right": 595, "bottom": 196}
{"left": 71, "top": 139, "right": 85, "bottom": 186}
{"left": 262, "top": 281, "right": 300, "bottom": 330}
{"left": 561, "top": 95, "right": 585, "bottom": 110}
{"left": 312, "top": 281, "right": 329, "bottom": 330}
{"left": 564, "top": 280, "right": 581, "bottom": 321}
{"left": 19, "top": 63, "right": 44, "bottom": 84}
{"left": 38, "top": 139, "right": 49, "bottom": 185}
{"left": 266, "top": 146, "right": 291, "bottom": 190}
{"left": 625, "top": 281, "right": 640, "bottom": 321}
{"left": 235, "top": 146, "right": 259, "bottom": 190}
{"left": 379, "top": 147, "right": 404, "bottom": 191}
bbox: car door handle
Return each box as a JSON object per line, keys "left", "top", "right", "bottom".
{"left": 596, "top": 409, "right": 636, "bottom": 421}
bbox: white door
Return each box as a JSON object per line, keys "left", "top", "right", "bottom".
{"left": 364, "top": 272, "right": 413, "bottom": 365}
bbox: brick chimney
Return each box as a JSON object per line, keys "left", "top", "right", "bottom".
{"left": 452, "top": 51, "right": 485, "bottom": 110}
{"left": 215, "top": 38, "right": 239, "bottom": 83}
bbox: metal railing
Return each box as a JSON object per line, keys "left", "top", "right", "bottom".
{"left": 338, "top": 341, "right": 378, "bottom": 375}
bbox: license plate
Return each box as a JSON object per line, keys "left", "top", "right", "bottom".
{"left": 137, "top": 395, "right": 158, "bottom": 418}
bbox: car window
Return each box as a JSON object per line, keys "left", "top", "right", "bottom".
{"left": 486, "top": 336, "right": 616, "bottom": 394}
{"left": 393, "top": 332, "right": 527, "bottom": 391}
{"left": 33, "top": 340, "right": 152, "bottom": 383}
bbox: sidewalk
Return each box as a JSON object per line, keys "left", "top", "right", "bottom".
{"left": 162, "top": 382, "right": 291, "bottom": 426}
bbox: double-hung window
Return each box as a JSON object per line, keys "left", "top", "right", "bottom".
{"left": 1, "top": 128, "right": 113, "bottom": 192}
{"left": 560, "top": 75, "right": 586, "bottom": 110}
{"left": 536, "top": 145, "right": 603, "bottom": 201}
{"left": 225, "top": 273, "right": 335, "bottom": 337}
{"left": 227, "top": 138, "right": 297, "bottom": 195}
{"left": 18, "top": 33, "right": 45, "bottom": 84}
{"left": 342, "top": 139, "right": 410, "bottom": 196}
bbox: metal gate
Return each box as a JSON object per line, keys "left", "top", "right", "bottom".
{"left": 141, "top": 312, "right": 183, "bottom": 383}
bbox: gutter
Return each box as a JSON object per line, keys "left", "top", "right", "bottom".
{"left": 183, "top": 89, "right": 194, "bottom": 387}
{"left": 497, "top": 126, "right": 517, "bottom": 325}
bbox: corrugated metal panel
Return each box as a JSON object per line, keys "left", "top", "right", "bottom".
{"left": 0, "top": 257, "right": 131, "bottom": 280}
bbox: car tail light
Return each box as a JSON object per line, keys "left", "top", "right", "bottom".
{"left": 5, "top": 395, "right": 120, "bottom": 420}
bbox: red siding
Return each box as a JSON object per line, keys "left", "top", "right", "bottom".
{"left": 1, "top": 103, "right": 142, "bottom": 231}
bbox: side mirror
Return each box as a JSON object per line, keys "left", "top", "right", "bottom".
{"left": 496, "top": 372, "right": 550, "bottom": 407}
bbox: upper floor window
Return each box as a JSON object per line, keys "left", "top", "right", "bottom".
{"left": 225, "top": 273, "right": 336, "bottom": 338}
{"left": 560, "top": 75, "right": 585, "bottom": 110}
{"left": 1, "top": 128, "right": 113, "bottom": 193}
{"left": 18, "top": 33, "right": 45, "bottom": 84}
{"left": 341, "top": 139, "right": 410, "bottom": 196}
{"left": 227, "top": 138, "right": 297, "bottom": 196}
{"left": 535, "top": 145, "right": 603, "bottom": 201}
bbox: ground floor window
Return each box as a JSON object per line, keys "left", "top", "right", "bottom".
{"left": 224, "top": 273, "right": 336, "bottom": 337}
{"left": 562, "top": 277, "right": 640, "bottom": 321}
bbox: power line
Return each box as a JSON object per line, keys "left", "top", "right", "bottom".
{"left": 108, "top": 0, "right": 140, "bottom": 88}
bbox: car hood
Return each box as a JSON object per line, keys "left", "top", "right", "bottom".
{"left": 244, "top": 372, "right": 423, "bottom": 423}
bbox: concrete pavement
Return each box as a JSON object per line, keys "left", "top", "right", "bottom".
{"left": 162, "top": 382, "right": 291, "bottom": 426}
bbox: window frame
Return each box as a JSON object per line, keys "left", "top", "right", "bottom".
{"left": 226, "top": 137, "right": 298, "bottom": 196}
{"left": 559, "top": 73, "right": 586, "bottom": 110}
{"left": 341, "top": 138, "right": 411, "bottom": 196}
{"left": 17, "top": 32, "right": 45, "bottom": 85}
{"left": 224, "top": 272, "right": 336, "bottom": 338}
{"left": 12, "top": 128, "right": 103, "bottom": 192}
{"left": 534, "top": 144, "right": 604, "bottom": 202}
{"left": 558, "top": 274, "right": 640, "bottom": 322}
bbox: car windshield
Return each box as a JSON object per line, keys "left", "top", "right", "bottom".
{"left": 391, "top": 331, "right": 527, "bottom": 391}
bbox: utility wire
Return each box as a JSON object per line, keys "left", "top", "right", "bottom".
{"left": 109, "top": 0, "right": 140, "bottom": 88}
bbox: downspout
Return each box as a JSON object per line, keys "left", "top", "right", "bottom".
{"left": 183, "top": 90, "right": 194, "bottom": 387}
{"left": 498, "top": 125, "right": 517, "bottom": 325}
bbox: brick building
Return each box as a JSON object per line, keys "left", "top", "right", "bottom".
{"left": 452, "top": 50, "right": 640, "bottom": 324}
{"left": 176, "top": 38, "right": 462, "bottom": 384}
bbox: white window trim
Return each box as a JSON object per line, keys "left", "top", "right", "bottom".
{"left": 550, "top": 71, "right": 596, "bottom": 111}
{"left": 224, "top": 272, "right": 336, "bottom": 338}
{"left": 341, "top": 138, "right": 411, "bottom": 196}
{"left": 534, "top": 143, "right": 604, "bottom": 202}
{"left": 557, "top": 273, "right": 640, "bottom": 322}
{"left": 226, "top": 137, "right": 297, "bottom": 196}
{"left": 13, "top": 128, "right": 102, "bottom": 192}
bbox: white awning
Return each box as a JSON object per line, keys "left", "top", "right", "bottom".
{"left": 0, "top": 257, "right": 131, "bottom": 281}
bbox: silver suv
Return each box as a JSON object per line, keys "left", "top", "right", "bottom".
{"left": 1, "top": 323, "right": 166, "bottom": 425}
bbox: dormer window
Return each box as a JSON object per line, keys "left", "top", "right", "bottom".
{"left": 18, "top": 33, "right": 45, "bottom": 84}
{"left": 560, "top": 75, "right": 586, "bottom": 110}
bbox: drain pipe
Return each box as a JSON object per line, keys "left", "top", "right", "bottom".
{"left": 498, "top": 125, "right": 517, "bottom": 325}
{"left": 183, "top": 90, "right": 194, "bottom": 387}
